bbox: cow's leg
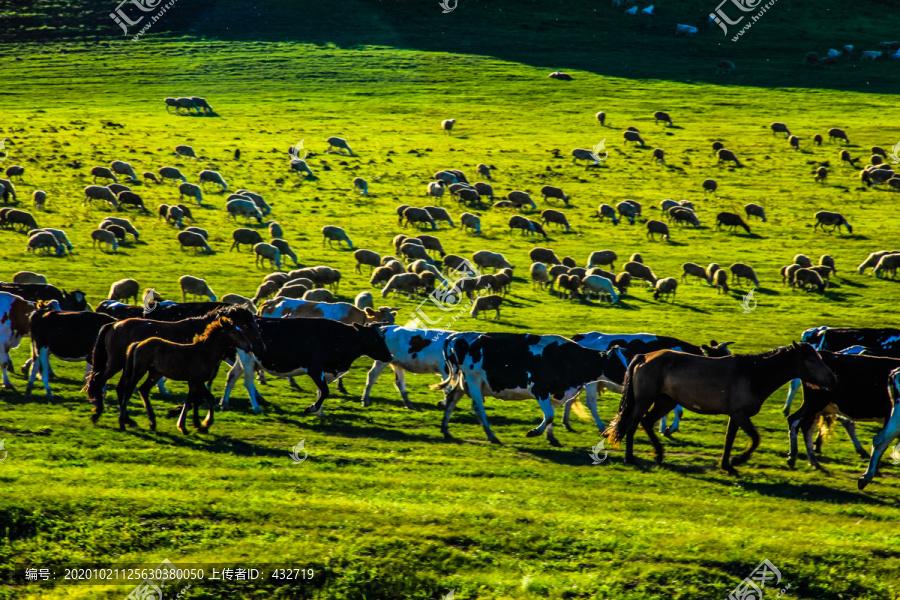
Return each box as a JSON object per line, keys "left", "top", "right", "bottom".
{"left": 361, "top": 360, "right": 389, "bottom": 407}
{"left": 0, "top": 348, "right": 16, "bottom": 391}
{"left": 664, "top": 405, "right": 684, "bottom": 437}
{"left": 221, "top": 359, "right": 243, "bottom": 411}
{"left": 392, "top": 365, "right": 418, "bottom": 410}
{"left": 289, "top": 377, "right": 301, "bottom": 390}
{"left": 440, "top": 385, "right": 465, "bottom": 440}
{"left": 836, "top": 416, "right": 870, "bottom": 458}
{"left": 730, "top": 415, "right": 761, "bottom": 466}
{"left": 26, "top": 347, "right": 52, "bottom": 399}
{"left": 336, "top": 375, "right": 349, "bottom": 395}
{"left": 860, "top": 409, "right": 900, "bottom": 489}
{"left": 467, "top": 379, "right": 501, "bottom": 444}
{"left": 527, "top": 397, "right": 560, "bottom": 447}
{"left": 720, "top": 418, "right": 741, "bottom": 476}
{"left": 156, "top": 377, "right": 168, "bottom": 395}
{"left": 303, "top": 372, "right": 331, "bottom": 416}
{"left": 783, "top": 378, "right": 801, "bottom": 416}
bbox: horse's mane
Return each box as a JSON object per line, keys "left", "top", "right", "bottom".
{"left": 203, "top": 303, "right": 246, "bottom": 319}
{"left": 193, "top": 316, "right": 233, "bottom": 343}
{"left": 757, "top": 345, "right": 792, "bottom": 359}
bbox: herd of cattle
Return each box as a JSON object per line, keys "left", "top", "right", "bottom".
{"left": 0, "top": 279, "right": 899, "bottom": 490}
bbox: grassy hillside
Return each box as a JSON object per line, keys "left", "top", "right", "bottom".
{"left": 1, "top": 14, "right": 900, "bottom": 600}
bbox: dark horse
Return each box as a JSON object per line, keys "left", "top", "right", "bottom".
{"left": 607, "top": 342, "right": 837, "bottom": 475}
{"left": 85, "top": 305, "right": 262, "bottom": 422}
{"left": 116, "top": 315, "right": 258, "bottom": 433}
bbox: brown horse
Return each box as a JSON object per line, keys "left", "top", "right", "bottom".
{"left": 116, "top": 316, "right": 257, "bottom": 433}
{"left": 85, "top": 305, "right": 260, "bottom": 422}
{"left": 607, "top": 342, "right": 837, "bottom": 475}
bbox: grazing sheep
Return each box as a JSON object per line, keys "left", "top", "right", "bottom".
{"left": 267, "top": 221, "right": 284, "bottom": 240}
{"left": 105, "top": 225, "right": 127, "bottom": 243}
{"left": 716, "top": 60, "right": 735, "bottom": 74}
{"left": 839, "top": 150, "right": 859, "bottom": 167}
{"left": 234, "top": 190, "right": 271, "bottom": 216}
{"left": 828, "top": 128, "right": 850, "bottom": 144}
{"left": 277, "top": 280, "right": 311, "bottom": 300}
{"left": 814, "top": 167, "right": 828, "bottom": 183}
{"left": 400, "top": 241, "right": 435, "bottom": 264}
{"left": 813, "top": 134, "right": 823, "bottom": 146}
{"left": 556, "top": 274, "right": 582, "bottom": 299}
{"left": 571, "top": 148, "right": 601, "bottom": 166}
{"left": 143, "top": 171, "right": 159, "bottom": 184}
{"left": 624, "top": 261, "right": 657, "bottom": 286}
{"left": 477, "top": 164, "right": 492, "bottom": 181}
{"left": 26, "top": 232, "right": 65, "bottom": 256}
{"left": 857, "top": 250, "right": 900, "bottom": 275}
{"left": 874, "top": 254, "right": 900, "bottom": 279}
{"left": 402, "top": 207, "right": 437, "bottom": 230}
{"left": 793, "top": 254, "right": 812, "bottom": 268}
{"left": 631, "top": 253, "right": 643, "bottom": 264}
{"left": 116, "top": 191, "right": 147, "bottom": 213}
{"left": 179, "top": 182, "right": 203, "bottom": 205}
{"left": 370, "top": 266, "right": 395, "bottom": 287}
{"left": 90, "top": 166, "right": 117, "bottom": 184}
{"left": 385, "top": 259, "right": 406, "bottom": 275}
{"left": 744, "top": 203, "right": 767, "bottom": 222}
{"left": 100, "top": 218, "right": 139, "bottom": 242}
{"left": 652, "top": 148, "right": 665, "bottom": 164}
{"left": 714, "top": 268, "right": 729, "bottom": 293}
{"left": 434, "top": 170, "right": 459, "bottom": 185}
{"left": 653, "top": 278, "right": 678, "bottom": 302}
{"left": 353, "top": 177, "right": 368, "bottom": 195}
{"left": 167, "top": 205, "right": 185, "bottom": 228}
{"left": 230, "top": 228, "right": 263, "bottom": 251}
{"left": 646, "top": 219, "right": 670, "bottom": 241}
{"left": 253, "top": 243, "right": 281, "bottom": 269}
{"left": 730, "top": 263, "right": 760, "bottom": 287}
{"left": 158, "top": 166, "right": 187, "bottom": 183}
{"left": 177, "top": 230, "right": 212, "bottom": 254}
{"left": 506, "top": 190, "right": 536, "bottom": 210}
{"left": 252, "top": 280, "right": 281, "bottom": 303}
{"left": 794, "top": 268, "right": 826, "bottom": 292}
{"left": 226, "top": 199, "right": 263, "bottom": 224}
{"left": 581, "top": 274, "right": 619, "bottom": 303}
{"left": 781, "top": 264, "right": 801, "bottom": 286}
{"left": 199, "top": 170, "right": 228, "bottom": 192}
{"left": 668, "top": 207, "right": 700, "bottom": 228}
{"left": 179, "top": 275, "right": 216, "bottom": 302}
{"left": 415, "top": 234, "right": 446, "bottom": 257}
{"left": 424, "top": 206, "right": 454, "bottom": 228}
{"left": 531, "top": 262, "right": 550, "bottom": 289}
{"left": 354, "top": 249, "right": 381, "bottom": 274}
{"left": 175, "top": 145, "right": 197, "bottom": 159}
{"left": 530, "top": 248, "right": 561, "bottom": 265}
{"left": 871, "top": 155, "right": 885, "bottom": 166}
{"left": 290, "top": 159, "right": 314, "bottom": 178}
{"left": 682, "top": 262, "right": 711, "bottom": 284}
{"left": 5, "top": 209, "right": 39, "bottom": 232}
{"left": 789, "top": 135, "right": 801, "bottom": 151}
{"left": 31, "top": 190, "right": 47, "bottom": 210}
{"left": 548, "top": 265, "right": 570, "bottom": 290}
{"left": 473, "top": 250, "right": 513, "bottom": 272}
{"left": 382, "top": 273, "right": 422, "bottom": 299}
{"left": 716, "top": 212, "right": 751, "bottom": 234}
{"left": 83, "top": 185, "right": 118, "bottom": 209}
{"left": 460, "top": 212, "right": 481, "bottom": 234}
{"left": 711, "top": 142, "right": 724, "bottom": 155}
{"left": 326, "top": 136, "right": 354, "bottom": 156}
{"left": 492, "top": 201, "right": 514, "bottom": 209}
{"left": 587, "top": 250, "right": 617, "bottom": 270}
{"left": 548, "top": 71, "right": 573, "bottom": 81}
{"left": 304, "top": 289, "right": 335, "bottom": 302}
{"left": 474, "top": 182, "right": 494, "bottom": 201}
{"left": 617, "top": 201, "right": 639, "bottom": 225}
{"left": 717, "top": 148, "right": 742, "bottom": 167}
{"left": 471, "top": 294, "right": 503, "bottom": 319}
{"left": 108, "top": 278, "right": 140, "bottom": 304}
{"left": 353, "top": 291, "right": 374, "bottom": 311}
{"left": 317, "top": 225, "right": 350, "bottom": 250}
{"left": 653, "top": 111, "right": 673, "bottom": 126}
{"left": 614, "top": 272, "right": 632, "bottom": 295}
{"left": 184, "top": 227, "right": 207, "bottom": 240}
{"left": 441, "top": 119, "right": 456, "bottom": 135}
{"left": 221, "top": 294, "right": 256, "bottom": 311}
{"left": 819, "top": 255, "right": 836, "bottom": 274}
{"left": 456, "top": 188, "right": 481, "bottom": 205}
{"left": 191, "top": 97, "right": 214, "bottom": 114}
{"left": 873, "top": 146, "right": 888, "bottom": 158}
{"left": 91, "top": 228, "right": 118, "bottom": 253}
{"left": 660, "top": 199, "right": 679, "bottom": 213}
{"left": 270, "top": 239, "right": 298, "bottom": 266}
{"left": 814, "top": 211, "right": 853, "bottom": 234}
{"left": 540, "top": 185, "right": 570, "bottom": 206}
{"left": 623, "top": 131, "right": 645, "bottom": 146}
{"left": 596, "top": 111, "right": 606, "bottom": 126}
{"left": 702, "top": 179, "right": 718, "bottom": 194}
{"left": 770, "top": 122, "right": 791, "bottom": 136}
{"left": 597, "top": 203, "right": 619, "bottom": 225}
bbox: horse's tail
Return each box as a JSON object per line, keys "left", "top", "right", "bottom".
{"left": 817, "top": 412, "right": 837, "bottom": 440}
{"left": 606, "top": 354, "right": 646, "bottom": 446}
{"left": 84, "top": 322, "right": 113, "bottom": 403}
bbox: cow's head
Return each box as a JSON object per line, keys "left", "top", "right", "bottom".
{"left": 354, "top": 323, "right": 394, "bottom": 363}
{"left": 222, "top": 306, "right": 266, "bottom": 355}
{"left": 702, "top": 340, "right": 734, "bottom": 356}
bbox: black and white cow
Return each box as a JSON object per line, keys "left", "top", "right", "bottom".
{"left": 221, "top": 317, "right": 393, "bottom": 414}
{"left": 567, "top": 332, "right": 734, "bottom": 434}
{"left": 360, "top": 326, "right": 456, "bottom": 410}
{"left": 25, "top": 306, "right": 116, "bottom": 399}
{"left": 786, "top": 351, "right": 900, "bottom": 470}
{"left": 860, "top": 367, "right": 900, "bottom": 489}
{"left": 0, "top": 283, "right": 87, "bottom": 311}
{"left": 436, "top": 332, "right": 629, "bottom": 446}
{"left": 95, "top": 300, "right": 222, "bottom": 321}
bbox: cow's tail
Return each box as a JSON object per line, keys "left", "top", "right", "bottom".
{"left": 84, "top": 323, "right": 112, "bottom": 403}
{"left": 817, "top": 413, "right": 837, "bottom": 440}
{"left": 606, "top": 354, "right": 645, "bottom": 447}
{"left": 430, "top": 339, "right": 461, "bottom": 391}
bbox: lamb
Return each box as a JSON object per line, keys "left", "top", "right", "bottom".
{"left": 322, "top": 225, "right": 353, "bottom": 249}
{"left": 326, "top": 136, "right": 354, "bottom": 156}
{"left": 402, "top": 207, "right": 437, "bottom": 230}
{"left": 857, "top": 251, "right": 900, "bottom": 275}
{"left": 548, "top": 265, "right": 570, "bottom": 290}
{"left": 717, "top": 148, "right": 742, "bottom": 167}
{"left": 587, "top": 250, "right": 617, "bottom": 270}
{"left": 611, "top": 272, "right": 630, "bottom": 295}
{"left": 179, "top": 182, "right": 203, "bottom": 205}
{"left": 226, "top": 199, "right": 263, "bottom": 223}
{"left": 530, "top": 247, "right": 561, "bottom": 265}
{"left": 572, "top": 148, "right": 601, "bottom": 166}
{"left": 471, "top": 294, "right": 503, "bottom": 319}
{"left": 548, "top": 71, "right": 573, "bottom": 81}
{"left": 702, "top": 178, "right": 718, "bottom": 194}
{"left": 531, "top": 262, "right": 550, "bottom": 289}
{"left": 624, "top": 261, "right": 657, "bottom": 285}
{"left": 415, "top": 234, "right": 446, "bottom": 257}
{"left": 91, "top": 228, "right": 118, "bottom": 253}
{"left": 730, "top": 263, "right": 760, "bottom": 287}
{"left": 199, "top": 170, "right": 228, "bottom": 192}
{"left": 770, "top": 122, "right": 791, "bottom": 136}
{"left": 5, "top": 165, "right": 25, "bottom": 181}
{"left": 793, "top": 268, "right": 826, "bottom": 292}
{"left": 221, "top": 294, "right": 256, "bottom": 311}
{"left": 828, "top": 128, "right": 850, "bottom": 144}
{"left": 814, "top": 167, "right": 828, "bottom": 183}
{"left": 353, "top": 249, "right": 381, "bottom": 274}
{"left": 840, "top": 150, "right": 859, "bottom": 166}
{"left": 744, "top": 203, "right": 767, "bottom": 222}
{"left": 540, "top": 185, "right": 570, "bottom": 206}
{"left": 426, "top": 181, "right": 447, "bottom": 199}
{"left": 32, "top": 190, "right": 47, "bottom": 210}
{"left": 441, "top": 119, "right": 456, "bottom": 135}
{"left": 507, "top": 190, "right": 536, "bottom": 210}
{"left": 177, "top": 230, "right": 213, "bottom": 254}
{"left": 653, "top": 277, "right": 678, "bottom": 302}
{"left": 793, "top": 254, "right": 812, "bottom": 268}
{"left": 473, "top": 250, "right": 513, "bottom": 272}
{"left": 874, "top": 254, "right": 900, "bottom": 279}
{"left": 814, "top": 211, "right": 853, "bottom": 234}
{"left": 353, "top": 177, "right": 368, "bottom": 195}
{"left": 424, "top": 206, "right": 454, "bottom": 228}
{"left": 90, "top": 166, "right": 117, "bottom": 184}
{"left": 253, "top": 243, "right": 282, "bottom": 269}
{"left": 617, "top": 201, "right": 640, "bottom": 225}
{"left": 541, "top": 209, "right": 570, "bottom": 232}
{"left": 142, "top": 171, "right": 159, "bottom": 184}
{"left": 623, "top": 131, "right": 645, "bottom": 146}
{"left": 175, "top": 145, "right": 197, "bottom": 159}
{"left": 819, "top": 255, "right": 836, "bottom": 274}
{"left": 492, "top": 201, "right": 514, "bottom": 209}
{"left": 714, "top": 268, "right": 729, "bottom": 293}
{"left": 290, "top": 159, "right": 314, "bottom": 178}
{"left": 99, "top": 217, "right": 139, "bottom": 241}
{"left": 382, "top": 273, "right": 422, "bottom": 299}
{"left": 474, "top": 182, "right": 494, "bottom": 201}
{"left": 716, "top": 212, "right": 751, "bottom": 234}
{"left": 476, "top": 163, "right": 492, "bottom": 181}
{"left": 646, "top": 219, "right": 670, "bottom": 241}
{"left": 179, "top": 275, "right": 216, "bottom": 302}
{"left": 5, "top": 209, "right": 38, "bottom": 232}
{"left": 26, "top": 232, "right": 65, "bottom": 256}
{"left": 268, "top": 221, "right": 284, "bottom": 240}
{"left": 597, "top": 203, "right": 619, "bottom": 225}
{"left": 668, "top": 207, "right": 700, "bottom": 228}
{"left": 556, "top": 274, "right": 581, "bottom": 299}
{"left": 83, "top": 185, "right": 118, "bottom": 209}
{"left": 789, "top": 135, "right": 801, "bottom": 151}
{"left": 681, "top": 262, "right": 711, "bottom": 284}
{"left": 716, "top": 60, "right": 735, "bottom": 74}
{"left": 158, "top": 166, "right": 187, "bottom": 183}
{"left": 581, "top": 274, "right": 619, "bottom": 303}
{"left": 167, "top": 205, "right": 185, "bottom": 228}
{"left": 653, "top": 111, "right": 673, "bottom": 126}
{"left": 108, "top": 279, "right": 141, "bottom": 304}
{"left": 460, "top": 212, "right": 481, "bottom": 234}
{"left": 400, "top": 241, "right": 435, "bottom": 264}
{"left": 652, "top": 148, "right": 665, "bottom": 164}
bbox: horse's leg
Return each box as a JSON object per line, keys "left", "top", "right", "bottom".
{"left": 336, "top": 375, "right": 349, "bottom": 395}
{"left": 199, "top": 385, "right": 216, "bottom": 431}
{"left": 730, "top": 415, "right": 761, "bottom": 466}
{"left": 440, "top": 385, "right": 465, "bottom": 441}
{"left": 176, "top": 387, "right": 192, "bottom": 435}
{"left": 837, "top": 416, "right": 870, "bottom": 459}
{"left": 641, "top": 399, "right": 676, "bottom": 465}
{"left": 361, "top": 360, "right": 389, "bottom": 408}
{"left": 117, "top": 368, "right": 145, "bottom": 430}
{"left": 303, "top": 372, "right": 331, "bottom": 415}
{"left": 136, "top": 371, "right": 161, "bottom": 431}
{"left": 720, "top": 418, "right": 741, "bottom": 476}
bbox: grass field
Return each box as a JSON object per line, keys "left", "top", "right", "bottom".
{"left": 2, "top": 2, "right": 900, "bottom": 598}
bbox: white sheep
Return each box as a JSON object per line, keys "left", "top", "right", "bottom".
{"left": 353, "top": 177, "right": 368, "bottom": 195}
{"left": 441, "top": 119, "right": 456, "bottom": 135}
{"left": 323, "top": 225, "right": 353, "bottom": 249}
{"left": 460, "top": 212, "right": 481, "bottom": 234}
{"left": 226, "top": 199, "right": 263, "bottom": 223}
{"left": 326, "top": 137, "right": 354, "bottom": 155}
{"left": 179, "top": 275, "right": 217, "bottom": 302}
{"left": 13, "top": 271, "right": 48, "bottom": 285}
{"left": 175, "top": 145, "right": 197, "bottom": 159}
{"left": 221, "top": 293, "right": 257, "bottom": 312}
{"left": 91, "top": 228, "right": 118, "bottom": 253}
{"left": 177, "top": 230, "right": 212, "bottom": 254}
{"left": 158, "top": 166, "right": 187, "bottom": 183}
{"left": 254, "top": 243, "right": 282, "bottom": 270}
{"left": 179, "top": 182, "right": 203, "bottom": 205}
{"left": 108, "top": 278, "right": 141, "bottom": 304}
{"left": 199, "top": 170, "right": 228, "bottom": 191}
{"left": 581, "top": 274, "right": 619, "bottom": 303}
{"left": 110, "top": 160, "right": 138, "bottom": 181}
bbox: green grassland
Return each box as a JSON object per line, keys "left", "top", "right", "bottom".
{"left": 2, "top": 2, "right": 900, "bottom": 598}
